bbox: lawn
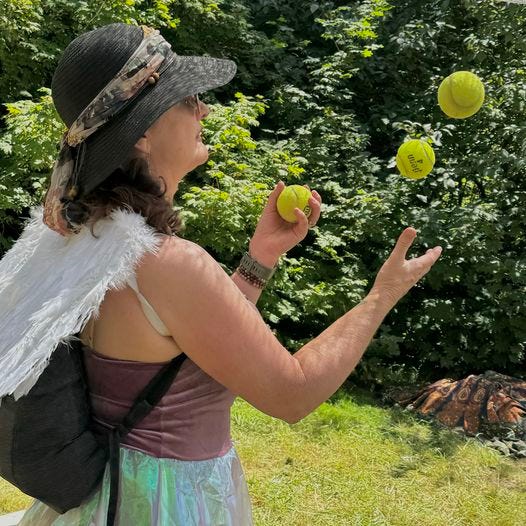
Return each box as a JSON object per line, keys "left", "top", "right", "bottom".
{"left": 2, "top": 386, "right": 525, "bottom": 525}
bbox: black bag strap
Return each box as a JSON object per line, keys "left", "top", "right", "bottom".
{"left": 106, "top": 352, "right": 187, "bottom": 526}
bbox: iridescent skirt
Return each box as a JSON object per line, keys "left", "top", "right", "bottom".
{"left": 18, "top": 444, "right": 253, "bottom": 525}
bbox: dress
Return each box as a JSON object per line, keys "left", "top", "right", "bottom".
{"left": 18, "top": 274, "right": 254, "bottom": 526}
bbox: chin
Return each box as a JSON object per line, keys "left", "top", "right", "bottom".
{"left": 193, "top": 142, "right": 209, "bottom": 167}
{"left": 189, "top": 158, "right": 208, "bottom": 173}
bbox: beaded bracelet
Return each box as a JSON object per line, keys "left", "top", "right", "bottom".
{"left": 236, "top": 265, "right": 266, "bottom": 289}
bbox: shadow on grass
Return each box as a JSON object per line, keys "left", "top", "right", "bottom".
{"left": 328, "top": 382, "right": 379, "bottom": 406}
{"left": 382, "top": 396, "right": 472, "bottom": 467}
{"left": 330, "top": 383, "right": 470, "bottom": 460}
{"left": 342, "top": 386, "right": 470, "bottom": 457}
{"left": 294, "top": 385, "right": 382, "bottom": 433}
{"left": 292, "top": 382, "right": 472, "bottom": 468}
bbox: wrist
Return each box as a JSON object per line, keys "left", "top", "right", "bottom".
{"left": 366, "top": 287, "right": 398, "bottom": 312}
{"left": 248, "top": 243, "right": 280, "bottom": 269}
{"left": 237, "top": 249, "right": 278, "bottom": 290}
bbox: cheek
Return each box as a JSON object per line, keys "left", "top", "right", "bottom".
{"left": 160, "top": 127, "right": 189, "bottom": 157}
{"left": 172, "top": 122, "right": 196, "bottom": 149}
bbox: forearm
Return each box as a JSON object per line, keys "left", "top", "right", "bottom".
{"left": 289, "top": 289, "right": 394, "bottom": 423}
{"left": 230, "top": 244, "right": 280, "bottom": 305}
{"left": 231, "top": 270, "right": 264, "bottom": 304}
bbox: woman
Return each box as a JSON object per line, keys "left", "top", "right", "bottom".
{"left": 15, "top": 22, "right": 442, "bottom": 525}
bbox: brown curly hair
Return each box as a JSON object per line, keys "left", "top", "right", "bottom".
{"left": 60, "top": 156, "right": 184, "bottom": 238}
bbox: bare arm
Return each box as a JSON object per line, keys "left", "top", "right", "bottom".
{"left": 290, "top": 227, "right": 443, "bottom": 422}
{"left": 230, "top": 260, "right": 392, "bottom": 422}
{"left": 287, "top": 291, "right": 391, "bottom": 422}
{"left": 139, "top": 228, "right": 441, "bottom": 425}
{"left": 232, "top": 255, "right": 391, "bottom": 422}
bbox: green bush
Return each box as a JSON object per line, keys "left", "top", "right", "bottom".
{"left": 1, "top": 0, "right": 524, "bottom": 385}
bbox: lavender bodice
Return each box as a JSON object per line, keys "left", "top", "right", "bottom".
{"left": 82, "top": 346, "right": 236, "bottom": 461}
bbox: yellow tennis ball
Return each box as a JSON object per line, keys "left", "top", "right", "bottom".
{"left": 396, "top": 139, "right": 435, "bottom": 180}
{"left": 438, "top": 71, "right": 485, "bottom": 119}
{"left": 276, "top": 184, "right": 313, "bottom": 223}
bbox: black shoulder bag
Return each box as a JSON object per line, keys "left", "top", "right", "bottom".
{"left": 0, "top": 336, "right": 187, "bottom": 526}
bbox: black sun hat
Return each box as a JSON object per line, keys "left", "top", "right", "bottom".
{"left": 51, "top": 22, "right": 237, "bottom": 198}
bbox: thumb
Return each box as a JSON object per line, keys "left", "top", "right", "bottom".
{"left": 391, "top": 227, "right": 417, "bottom": 261}
{"left": 268, "top": 181, "right": 285, "bottom": 207}
{"left": 294, "top": 207, "right": 309, "bottom": 230}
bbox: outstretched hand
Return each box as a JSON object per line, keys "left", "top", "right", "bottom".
{"left": 371, "top": 227, "right": 443, "bottom": 307}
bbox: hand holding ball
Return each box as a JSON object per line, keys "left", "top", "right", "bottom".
{"left": 438, "top": 71, "right": 485, "bottom": 119}
{"left": 276, "top": 184, "right": 313, "bottom": 223}
{"left": 396, "top": 139, "right": 435, "bottom": 180}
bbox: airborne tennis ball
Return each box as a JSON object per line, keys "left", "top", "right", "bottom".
{"left": 396, "top": 139, "right": 435, "bottom": 180}
{"left": 276, "top": 184, "right": 313, "bottom": 223}
{"left": 438, "top": 71, "right": 485, "bottom": 119}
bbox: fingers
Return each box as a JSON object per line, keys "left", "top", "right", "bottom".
{"left": 306, "top": 194, "right": 321, "bottom": 226}
{"left": 423, "top": 246, "right": 443, "bottom": 266}
{"left": 304, "top": 185, "right": 322, "bottom": 205}
{"left": 301, "top": 185, "right": 322, "bottom": 227}
{"left": 417, "top": 246, "right": 442, "bottom": 265}
{"left": 311, "top": 190, "right": 322, "bottom": 209}
{"left": 294, "top": 207, "right": 310, "bottom": 228}
{"left": 409, "top": 246, "right": 443, "bottom": 281}
{"left": 426, "top": 246, "right": 443, "bottom": 257}
{"left": 391, "top": 227, "right": 418, "bottom": 262}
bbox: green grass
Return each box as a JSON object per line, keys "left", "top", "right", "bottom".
{"left": 2, "top": 386, "right": 526, "bottom": 525}
{"left": 0, "top": 478, "right": 32, "bottom": 515}
{"left": 231, "top": 387, "right": 526, "bottom": 526}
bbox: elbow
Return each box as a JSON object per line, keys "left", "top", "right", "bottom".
{"left": 282, "top": 358, "right": 309, "bottom": 425}
{"left": 271, "top": 402, "right": 305, "bottom": 425}
{"left": 283, "top": 395, "right": 308, "bottom": 425}
{"left": 284, "top": 412, "right": 304, "bottom": 425}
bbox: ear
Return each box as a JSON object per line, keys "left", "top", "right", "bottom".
{"left": 133, "top": 135, "right": 150, "bottom": 156}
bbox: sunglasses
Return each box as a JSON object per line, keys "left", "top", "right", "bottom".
{"left": 182, "top": 93, "right": 205, "bottom": 114}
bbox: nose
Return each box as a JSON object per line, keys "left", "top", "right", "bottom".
{"left": 199, "top": 101, "right": 210, "bottom": 120}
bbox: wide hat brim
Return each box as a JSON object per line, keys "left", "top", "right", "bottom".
{"left": 75, "top": 54, "right": 237, "bottom": 196}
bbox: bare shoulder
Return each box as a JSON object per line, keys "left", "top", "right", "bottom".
{"left": 134, "top": 233, "right": 303, "bottom": 423}
{"left": 137, "top": 234, "right": 214, "bottom": 286}
{"left": 135, "top": 233, "right": 236, "bottom": 332}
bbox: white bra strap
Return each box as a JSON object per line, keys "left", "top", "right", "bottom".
{"left": 127, "top": 273, "right": 140, "bottom": 294}
{"left": 126, "top": 273, "right": 171, "bottom": 337}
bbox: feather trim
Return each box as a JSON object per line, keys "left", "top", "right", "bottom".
{"left": 0, "top": 205, "right": 165, "bottom": 402}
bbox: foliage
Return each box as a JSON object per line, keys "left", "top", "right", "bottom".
{"left": 0, "top": 88, "right": 63, "bottom": 248}
{"left": 346, "top": 0, "right": 526, "bottom": 382}
{"left": 1, "top": 0, "right": 525, "bottom": 384}
{"left": 0, "top": 1, "right": 179, "bottom": 103}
